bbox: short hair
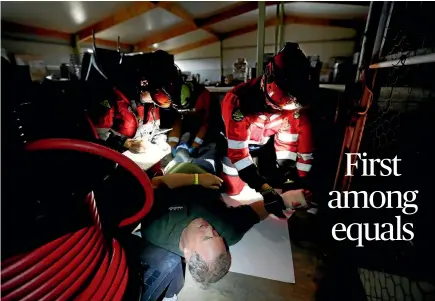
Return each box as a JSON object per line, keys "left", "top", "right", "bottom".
{"left": 187, "top": 251, "right": 231, "bottom": 286}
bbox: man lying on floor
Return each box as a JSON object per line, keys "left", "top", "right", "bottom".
{"left": 140, "top": 162, "right": 309, "bottom": 286}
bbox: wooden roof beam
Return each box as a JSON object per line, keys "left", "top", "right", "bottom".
{"left": 153, "top": 1, "right": 219, "bottom": 37}
{"left": 80, "top": 38, "right": 132, "bottom": 50}
{"left": 1, "top": 21, "right": 71, "bottom": 41}
{"left": 284, "top": 16, "right": 364, "bottom": 29}
{"left": 221, "top": 15, "right": 363, "bottom": 40}
{"left": 76, "top": 1, "right": 156, "bottom": 42}
{"left": 135, "top": 1, "right": 282, "bottom": 50}
{"left": 135, "top": 1, "right": 366, "bottom": 51}
{"left": 1, "top": 21, "right": 133, "bottom": 50}
{"left": 173, "top": 15, "right": 364, "bottom": 55}
{"left": 197, "top": 1, "right": 368, "bottom": 29}
{"left": 196, "top": 1, "right": 260, "bottom": 28}
{"left": 168, "top": 36, "right": 219, "bottom": 55}
{"left": 135, "top": 22, "right": 198, "bottom": 51}
{"left": 220, "top": 18, "right": 277, "bottom": 40}
{"left": 153, "top": 1, "right": 196, "bottom": 25}
{"left": 135, "top": 1, "right": 225, "bottom": 51}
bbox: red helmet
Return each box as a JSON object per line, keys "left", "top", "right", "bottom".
{"left": 262, "top": 43, "right": 310, "bottom": 111}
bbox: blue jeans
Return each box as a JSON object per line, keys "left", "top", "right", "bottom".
{"left": 172, "top": 143, "right": 221, "bottom": 175}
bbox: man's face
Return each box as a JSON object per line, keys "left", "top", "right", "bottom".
{"left": 180, "top": 218, "right": 227, "bottom": 263}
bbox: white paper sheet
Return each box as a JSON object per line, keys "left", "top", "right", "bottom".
{"left": 221, "top": 186, "right": 295, "bottom": 283}
{"left": 123, "top": 141, "right": 170, "bottom": 171}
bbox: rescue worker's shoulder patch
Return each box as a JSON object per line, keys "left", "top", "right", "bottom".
{"left": 293, "top": 110, "right": 300, "bottom": 119}
{"left": 281, "top": 117, "right": 290, "bottom": 131}
{"left": 100, "top": 100, "right": 111, "bottom": 108}
{"left": 232, "top": 108, "right": 244, "bottom": 121}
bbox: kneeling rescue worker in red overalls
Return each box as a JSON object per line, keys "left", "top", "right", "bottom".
{"left": 220, "top": 43, "right": 314, "bottom": 218}
{"left": 92, "top": 80, "right": 172, "bottom": 154}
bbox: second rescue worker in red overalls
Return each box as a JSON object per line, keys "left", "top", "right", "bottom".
{"left": 92, "top": 77, "right": 173, "bottom": 153}
{"left": 167, "top": 80, "right": 213, "bottom": 156}
{"left": 221, "top": 43, "right": 314, "bottom": 218}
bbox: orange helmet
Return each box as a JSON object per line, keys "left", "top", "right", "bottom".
{"left": 139, "top": 51, "right": 182, "bottom": 109}
{"left": 140, "top": 79, "right": 172, "bottom": 109}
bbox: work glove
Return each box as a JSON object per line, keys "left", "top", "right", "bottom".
{"left": 261, "top": 188, "right": 287, "bottom": 218}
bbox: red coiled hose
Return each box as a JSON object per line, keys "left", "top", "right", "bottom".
{"left": 1, "top": 138, "right": 154, "bottom": 300}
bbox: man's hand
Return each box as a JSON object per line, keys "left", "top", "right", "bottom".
{"left": 153, "top": 173, "right": 223, "bottom": 190}
{"left": 303, "top": 190, "right": 312, "bottom": 202}
{"left": 260, "top": 187, "right": 287, "bottom": 218}
{"left": 281, "top": 189, "right": 310, "bottom": 209}
{"left": 199, "top": 174, "right": 223, "bottom": 190}
{"left": 125, "top": 139, "right": 147, "bottom": 153}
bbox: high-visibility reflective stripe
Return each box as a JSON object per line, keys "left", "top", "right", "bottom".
{"left": 282, "top": 103, "right": 301, "bottom": 111}
{"left": 270, "top": 114, "right": 281, "bottom": 120}
{"left": 247, "top": 136, "right": 270, "bottom": 145}
{"left": 168, "top": 137, "right": 180, "bottom": 143}
{"left": 258, "top": 115, "right": 267, "bottom": 120}
{"left": 194, "top": 137, "right": 203, "bottom": 145}
{"left": 228, "top": 139, "right": 249, "bottom": 150}
{"left": 204, "top": 158, "right": 216, "bottom": 171}
{"left": 297, "top": 162, "right": 312, "bottom": 172}
{"left": 223, "top": 156, "right": 233, "bottom": 166}
{"left": 222, "top": 157, "right": 238, "bottom": 176}
{"left": 234, "top": 156, "right": 254, "bottom": 170}
{"left": 265, "top": 119, "right": 283, "bottom": 129}
{"left": 262, "top": 136, "right": 271, "bottom": 145}
{"left": 96, "top": 128, "right": 111, "bottom": 141}
{"left": 298, "top": 152, "right": 314, "bottom": 161}
{"left": 276, "top": 150, "right": 297, "bottom": 160}
{"left": 222, "top": 163, "right": 239, "bottom": 176}
{"left": 253, "top": 122, "right": 265, "bottom": 128}
{"left": 277, "top": 132, "right": 299, "bottom": 143}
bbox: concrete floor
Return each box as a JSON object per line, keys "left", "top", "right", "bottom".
{"left": 178, "top": 243, "right": 319, "bottom": 301}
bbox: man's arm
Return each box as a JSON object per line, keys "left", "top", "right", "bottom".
{"left": 191, "top": 89, "right": 211, "bottom": 149}
{"left": 167, "top": 109, "right": 182, "bottom": 150}
{"left": 229, "top": 189, "right": 303, "bottom": 229}
{"left": 222, "top": 199, "right": 283, "bottom": 246}
{"left": 249, "top": 201, "right": 270, "bottom": 221}
{"left": 152, "top": 174, "right": 195, "bottom": 189}
{"left": 152, "top": 173, "right": 223, "bottom": 190}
